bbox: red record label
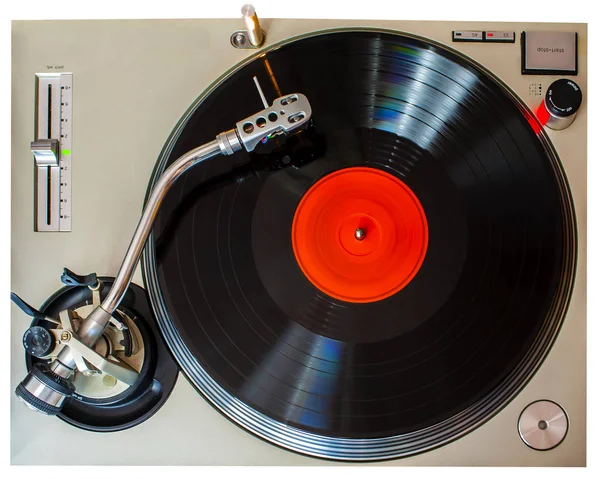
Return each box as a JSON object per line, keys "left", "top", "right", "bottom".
{"left": 292, "top": 167, "right": 428, "bottom": 303}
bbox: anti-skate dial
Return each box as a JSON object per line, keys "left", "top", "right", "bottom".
{"left": 23, "top": 326, "right": 55, "bottom": 358}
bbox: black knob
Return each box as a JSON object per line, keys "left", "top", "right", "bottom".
{"left": 540, "top": 79, "right": 583, "bottom": 130}
{"left": 545, "top": 79, "right": 582, "bottom": 118}
{"left": 23, "top": 326, "right": 56, "bottom": 358}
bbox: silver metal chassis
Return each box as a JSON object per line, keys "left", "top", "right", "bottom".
{"left": 11, "top": 18, "right": 586, "bottom": 466}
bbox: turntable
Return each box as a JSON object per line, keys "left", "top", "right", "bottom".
{"left": 10, "top": 8, "right": 586, "bottom": 465}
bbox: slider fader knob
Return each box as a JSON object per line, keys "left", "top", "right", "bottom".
{"left": 537, "top": 79, "right": 583, "bottom": 130}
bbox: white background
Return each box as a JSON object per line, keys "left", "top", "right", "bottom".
{"left": 1, "top": 0, "right": 597, "bottom": 477}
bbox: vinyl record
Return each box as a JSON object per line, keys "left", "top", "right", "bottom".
{"left": 142, "top": 29, "right": 576, "bottom": 460}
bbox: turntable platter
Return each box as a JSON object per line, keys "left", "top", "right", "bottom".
{"left": 142, "top": 29, "right": 575, "bottom": 460}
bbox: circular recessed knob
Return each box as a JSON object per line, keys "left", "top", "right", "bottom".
{"left": 537, "top": 79, "right": 582, "bottom": 130}
{"left": 518, "top": 400, "right": 568, "bottom": 450}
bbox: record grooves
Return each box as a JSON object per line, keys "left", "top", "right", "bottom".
{"left": 141, "top": 29, "right": 576, "bottom": 460}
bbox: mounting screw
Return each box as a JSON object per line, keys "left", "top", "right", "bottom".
{"left": 233, "top": 33, "right": 246, "bottom": 46}
{"left": 60, "top": 331, "right": 71, "bottom": 342}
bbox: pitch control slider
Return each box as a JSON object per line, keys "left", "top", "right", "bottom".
{"left": 31, "top": 73, "right": 72, "bottom": 232}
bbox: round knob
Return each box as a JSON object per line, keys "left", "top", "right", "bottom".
{"left": 537, "top": 79, "right": 582, "bottom": 130}
{"left": 15, "top": 363, "right": 74, "bottom": 416}
{"left": 518, "top": 400, "right": 568, "bottom": 450}
{"left": 23, "top": 326, "right": 55, "bottom": 358}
